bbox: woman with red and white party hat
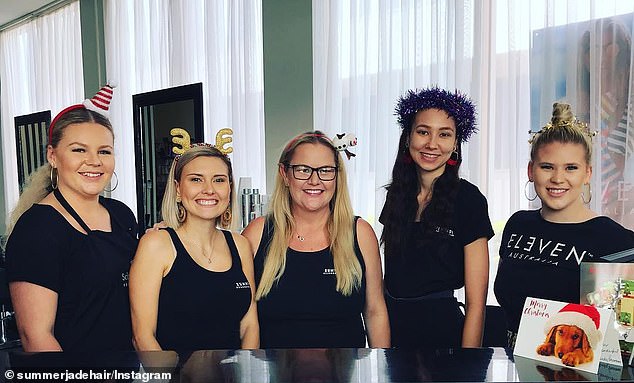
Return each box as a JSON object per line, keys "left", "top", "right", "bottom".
{"left": 3, "top": 84, "right": 139, "bottom": 351}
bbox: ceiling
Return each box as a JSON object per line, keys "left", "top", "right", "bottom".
{"left": 0, "top": 0, "right": 52, "bottom": 28}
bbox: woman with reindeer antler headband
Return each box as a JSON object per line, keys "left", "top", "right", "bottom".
{"left": 380, "top": 86, "right": 494, "bottom": 348}
{"left": 242, "top": 131, "right": 390, "bottom": 348}
{"left": 3, "top": 85, "right": 139, "bottom": 351}
{"left": 129, "top": 144, "right": 259, "bottom": 352}
{"left": 494, "top": 102, "right": 634, "bottom": 349}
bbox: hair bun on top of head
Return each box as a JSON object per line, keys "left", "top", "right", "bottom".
{"left": 528, "top": 102, "right": 597, "bottom": 144}
{"left": 48, "top": 83, "right": 116, "bottom": 144}
{"left": 395, "top": 86, "right": 477, "bottom": 143}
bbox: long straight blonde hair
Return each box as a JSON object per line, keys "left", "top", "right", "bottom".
{"left": 255, "top": 131, "right": 362, "bottom": 299}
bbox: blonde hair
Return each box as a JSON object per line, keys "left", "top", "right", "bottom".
{"left": 530, "top": 102, "right": 594, "bottom": 164}
{"left": 161, "top": 145, "right": 235, "bottom": 230}
{"left": 256, "top": 131, "right": 361, "bottom": 299}
{"left": 3, "top": 109, "right": 113, "bottom": 249}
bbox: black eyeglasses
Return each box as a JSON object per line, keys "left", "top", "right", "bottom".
{"left": 287, "top": 164, "right": 338, "bottom": 181}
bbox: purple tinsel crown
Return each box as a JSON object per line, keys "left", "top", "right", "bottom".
{"left": 395, "top": 86, "right": 477, "bottom": 143}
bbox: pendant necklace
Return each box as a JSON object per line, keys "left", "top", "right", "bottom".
{"left": 186, "top": 229, "right": 217, "bottom": 264}
{"left": 202, "top": 230, "right": 218, "bottom": 264}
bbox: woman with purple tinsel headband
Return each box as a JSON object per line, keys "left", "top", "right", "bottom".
{"left": 379, "top": 86, "right": 494, "bottom": 348}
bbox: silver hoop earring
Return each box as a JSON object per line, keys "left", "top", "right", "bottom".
{"left": 104, "top": 171, "right": 119, "bottom": 192}
{"left": 50, "top": 167, "right": 58, "bottom": 190}
{"left": 524, "top": 180, "right": 537, "bottom": 201}
{"left": 581, "top": 184, "right": 592, "bottom": 204}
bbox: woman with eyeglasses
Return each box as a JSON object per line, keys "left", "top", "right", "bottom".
{"left": 242, "top": 131, "right": 390, "bottom": 348}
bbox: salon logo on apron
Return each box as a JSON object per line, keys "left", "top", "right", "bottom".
{"left": 235, "top": 281, "right": 250, "bottom": 289}
{"left": 121, "top": 271, "right": 129, "bottom": 288}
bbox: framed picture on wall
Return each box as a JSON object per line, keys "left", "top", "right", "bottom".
{"left": 14, "top": 111, "right": 51, "bottom": 193}
{"left": 132, "top": 83, "right": 204, "bottom": 231}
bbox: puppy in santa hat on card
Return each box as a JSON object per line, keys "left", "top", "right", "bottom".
{"left": 536, "top": 303, "right": 602, "bottom": 366}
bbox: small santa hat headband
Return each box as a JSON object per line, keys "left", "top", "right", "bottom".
{"left": 48, "top": 84, "right": 116, "bottom": 144}
{"left": 544, "top": 303, "right": 602, "bottom": 347}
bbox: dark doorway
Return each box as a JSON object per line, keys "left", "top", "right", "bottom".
{"left": 14, "top": 111, "right": 51, "bottom": 192}
{"left": 132, "top": 83, "right": 204, "bottom": 231}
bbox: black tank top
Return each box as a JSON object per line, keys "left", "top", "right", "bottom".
{"left": 254, "top": 217, "right": 366, "bottom": 348}
{"left": 156, "top": 228, "right": 251, "bottom": 351}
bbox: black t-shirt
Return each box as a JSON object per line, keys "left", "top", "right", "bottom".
{"left": 385, "top": 179, "right": 494, "bottom": 298}
{"left": 156, "top": 228, "right": 252, "bottom": 351}
{"left": 5, "top": 198, "right": 138, "bottom": 351}
{"left": 254, "top": 217, "right": 367, "bottom": 348}
{"left": 494, "top": 210, "right": 634, "bottom": 333}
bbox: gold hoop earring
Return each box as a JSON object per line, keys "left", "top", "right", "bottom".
{"left": 104, "top": 171, "right": 119, "bottom": 192}
{"left": 221, "top": 207, "right": 232, "bottom": 227}
{"left": 176, "top": 200, "right": 187, "bottom": 223}
{"left": 581, "top": 184, "right": 592, "bottom": 204}
{"left": 50, "top": 167, "right": 58, "bottom": 190}
{"left": 524, "top": 180, "right": 537, "bottom": 201}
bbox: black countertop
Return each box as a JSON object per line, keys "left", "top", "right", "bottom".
{"left": 0, "top": 347, "right": 632, "bottom": 382}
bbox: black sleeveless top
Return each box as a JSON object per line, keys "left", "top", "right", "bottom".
{"left": 156, "top": 228, "right": 251, "bottom": 351}
{"left": 254, "top": 217, "right": 367, "bottom": 348}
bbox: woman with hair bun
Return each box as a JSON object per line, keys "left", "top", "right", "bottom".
{"left": 494, "top": 102, "right": 634, "bottom": 348}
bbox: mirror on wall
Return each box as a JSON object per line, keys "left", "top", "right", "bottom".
{"left": 132, "top": 83, "right": 204, "bottom": 231}
{"left": 14, "top": 111, "right": 51, "bottom": 193}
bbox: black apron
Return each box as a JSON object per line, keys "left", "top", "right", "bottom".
{"left": 53, "top": 189, "right": 135, "bottom": 351}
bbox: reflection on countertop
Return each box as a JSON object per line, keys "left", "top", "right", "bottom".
{"left": 1, "top": 347, "right": 633, "bottom": 382}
